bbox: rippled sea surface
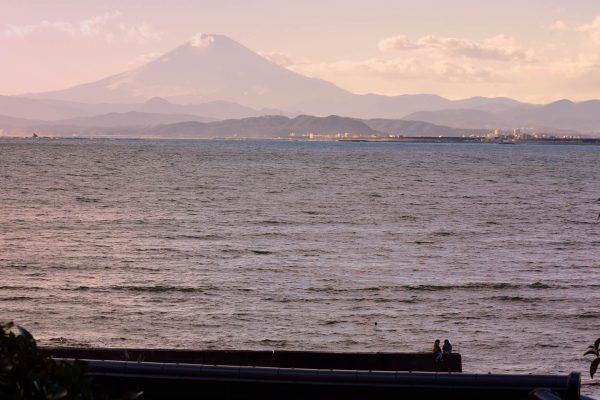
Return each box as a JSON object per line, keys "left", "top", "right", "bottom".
{"left": 1, "top": 138, "right": 599, "bottom": 394}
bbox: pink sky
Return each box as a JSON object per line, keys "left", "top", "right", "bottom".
{"left": 2, "top": 0, "right": 600, "bottom": 102}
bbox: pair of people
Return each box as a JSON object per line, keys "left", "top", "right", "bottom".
{"left": 433, "top": 339, "right": 452, "bottom": 361}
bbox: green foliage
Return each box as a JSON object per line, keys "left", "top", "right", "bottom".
{"left": 0, "top": 322, "right": 101, "bottom": 400}
{"left": 584, "top": 337, "right": 600, "bottom": 379}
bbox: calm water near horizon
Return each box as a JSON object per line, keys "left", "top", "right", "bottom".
{"left": 1, "top": 138, "right": 599, "bottom": 394}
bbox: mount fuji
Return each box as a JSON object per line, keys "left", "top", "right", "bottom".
{"left": 29, "top": 33, "right": 352, "bottom": 111}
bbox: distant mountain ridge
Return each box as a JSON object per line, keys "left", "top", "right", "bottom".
{"left": 149, "top": 115, "right": 487, "bottom": 138}
{"left": 57, "top": 111, "right": 214, "bottom": 127}
{"left": 149, "top": 115, "right": 379, "bottom": 138}
{"left": 404, "top": 109, "right": 506, "bottom": 130}
{"left": 403, "top": 99, "right": 600, "bottom": 133}
{"left": 3, "top": 97, "right": 600, "bottom": 137}
{"left": 1, "top": 33, "right": 599, "bottom": 133}
{"left": 0, "top": 113, "right": 486, "bottom": 139}
{"left": 364, "top": 119, "right": 488, "bottom": 137}
{"left": 0, "top": 95, "right": 289, "bottom": 121}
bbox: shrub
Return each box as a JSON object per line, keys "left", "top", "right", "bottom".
{"left": 584, "top": 337, "right": 600, "bottom": 379}
{"left": 0, "top": 322, "right": 99, "bottom": 399}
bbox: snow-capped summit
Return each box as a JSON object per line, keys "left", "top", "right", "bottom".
{"left": 188, "top": 32, "right": 216, "bottom": 49}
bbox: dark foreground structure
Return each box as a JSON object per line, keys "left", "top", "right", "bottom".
{"left": 44, "top": 348, "right": 461, "bottom": 372}
{"left": 45, "top": 348, "right": 585, "bottom": 400}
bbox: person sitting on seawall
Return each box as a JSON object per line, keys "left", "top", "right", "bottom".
{"left": 433, "top": 339, "right": 443, "bottom": 362}
{"left": 443, "top": 339, "right": 452, "bottom": 355}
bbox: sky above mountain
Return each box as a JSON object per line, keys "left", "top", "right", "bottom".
{"left": 2, "top": 0, "right": 600, "bottom": 103}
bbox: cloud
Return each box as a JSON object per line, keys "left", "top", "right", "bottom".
{"left": 286, "top": 52, "right": 600, "bottom": 102}
{"left": 289, "top": 57, "right": 500, "bottom": 83}
{"left": 127, "top": 52, "right": 163, "bottom": 68}
{"left": 577, "top": 16, "right": 600, "bottom": 45}
{"left": 79, "top": 10, "right": 121, "bottom": 36}
{"left": 429, "top": 60, "right": 499, "bottom": 82}
{"left": 550, "top": 20, "right": 568, "bottom": 31}
{"left": 378, "top": 35, "right": 418, "bottom": 51}
{"left": 2, "top": 11, "right": 162, "bottom": 43}
{"left": 259, "top": 51, "right": 295, "bottom": 66}
{"left": 189, "top": 33, "right": 214, "bottom": 48}
{"left": 40, "top": 20, "right": 76, "bottom": 35}
{"left": 378, "top": 33, "right": 535, "bottom": 62}
{"left": 120, "top": 22, "right": 163, "bottom": 42}
{"left": 234, "top": 21, "right": 600, "bottom": 100}
{"left": 3, "top": 24, "right": 36, "bottom": 37}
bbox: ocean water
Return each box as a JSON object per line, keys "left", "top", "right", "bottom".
{"left": 1, "top": 138, "right": 599, "bottom": 394}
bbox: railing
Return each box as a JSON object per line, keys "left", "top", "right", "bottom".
{"left": 54, "top": 358, "right": 581, "bottom": 400}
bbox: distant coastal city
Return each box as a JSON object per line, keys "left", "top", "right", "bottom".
{"left": 293, "top": 127, "right": 598, "bottom": 144}
{"left": 5, "top": 125, "right": 600, "bottom": 145}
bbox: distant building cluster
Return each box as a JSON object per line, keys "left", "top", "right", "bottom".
{"left": 288, "top": 132, "right": 378, "bottom": 139}
{"left": 484, "top": 128, "right": 578, "bottom": 142}
{"left": 286, "top": 128, "right": 584, "bottom": 142}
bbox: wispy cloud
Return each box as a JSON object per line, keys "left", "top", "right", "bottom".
{"left": 259, "top": 51, "right": 295, "bottom": 66}
{"left": 120, "top": 22, "right": 163, "bottom": 42}
{"left": 378, "top": 34, "right": 535, "bottom": 62}
{"left": 126, "top": 52, "right": 163, "bottom": 68}
{"left": 290, "top": 57, "right": 500, "bottom": 83}
{"left": 577, "top": 16, "right": 600, "bottom": 45}
{"left": 259, "top": 52, "right": 452, "bottom": 81}
{"left": 3, "top": 24, "right": 36, "bottom": 37}
{"left": 2, "top": 11, "right": 162, "bottom": 43}
{"left": 79, "top": 10, "right": 122, "bottom": 36}
{"left": 40, "top": 20, "right": 76, "bottom": 35}
{"left": 550, "top": 20, "right": 568, "bottom": 31}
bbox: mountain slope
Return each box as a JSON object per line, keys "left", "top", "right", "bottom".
{"left": 363, "top": 118, "right": 488, "bottom": 136}
{"left": 56, "top": 111, "right": 214, "bottom": 127}
{"left": 403, "top": 100, "right": 600, "bottom": 133}
{"left": 149, "top": 115, "right": 378, "bottom": 138}
{"left": 0, "top": 115, "right": 44, "bottom": 131}
{"left": 0, "top": 95, "right": 286, "bottom": 121}
{"left": 403, "top": 109, "right": 507, "bottom": 129}
{"left": 0, "top": 95, "right": 103, "bottom": 120}
{"left": 500, "top": 99, "right": 600, "bottom": 131}
{"left": 30, "top": 34, "right": 352, "bottom": 109}
{"left": 139, "top": 97, "right": 291, "bottom": 119}
{"left": 145, "top": 115, "right": 486, "bottom": 138}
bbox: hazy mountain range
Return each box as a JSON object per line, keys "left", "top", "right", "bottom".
{"left": 147, "top": 115, "right": 490, "bottom": 138}
{"left": 1, "top": 33, "right": 600, "bottom": 136}
{"left": 0, "top": 112, "right": 486, "bottom": 139}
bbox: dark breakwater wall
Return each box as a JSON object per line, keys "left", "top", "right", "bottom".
{"left": 67, "top": 360, "right": 582, "bottom": 400}
{"left": 43, "top": 347, "right": 462, "bottom": 372}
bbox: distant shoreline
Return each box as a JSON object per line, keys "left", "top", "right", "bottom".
{"left": 337, "top": 137, "right": 600, "bottom": 145}
{"left": 3, "top": 135, "right": 600, "bottom": 145}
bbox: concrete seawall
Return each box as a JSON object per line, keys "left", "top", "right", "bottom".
{"left": 43, "top": 347, "right": 462, "bottom": 373}
{"left": 44, "top": 348, "right": 584, "bottom": 399}
{"left": 57, "top": 359, "right": 582, "bottom": 400}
